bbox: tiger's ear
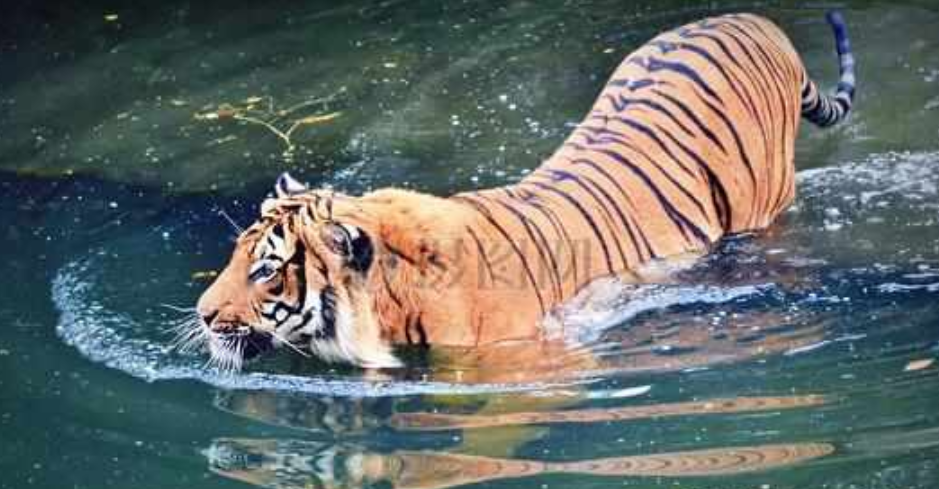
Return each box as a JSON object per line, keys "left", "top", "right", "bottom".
{"left": 320, "top": 222, "right": 374, "bottom": 273}
{"left": 275, "top": 172, "right": 308, "bottom": 198}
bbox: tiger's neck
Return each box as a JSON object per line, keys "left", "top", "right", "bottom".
{"left": 350, "top": 188, "right": 487, "bottom": 346}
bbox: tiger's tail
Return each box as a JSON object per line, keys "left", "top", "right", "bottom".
{"left": 801, "top": 11, "right": 856, "bottom": 127}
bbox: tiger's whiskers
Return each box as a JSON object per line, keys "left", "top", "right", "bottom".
{"left": 159, "top": 303, "right": 197, "bottom": 313}
{"left": 162, "top": 310, "right": 209, "bottom": 355}
{"left": 169, "top": 323, "right": 207, "bottom": 354}
{"left": 218, "top": 209, "right": 245, "bottom": 235}
{"left": 204, "top": 335, "right": 244, "bottom": 375}
{"left": 175, "top": 328, "right": 208, "bottom": 355}
{"left": 268, "top": 330, "right": 311, "bottom": 358}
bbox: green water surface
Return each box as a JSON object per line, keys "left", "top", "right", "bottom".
{"left": 2, "top": 1, "right": 939, "bottom": 488}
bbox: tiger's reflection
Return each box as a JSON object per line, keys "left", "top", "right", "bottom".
{"left": 214, "top": 390, "right": 391, "bottom": 436}
{"left": 209, "top": 279, "right": 833, "bottom": 487}
{"left": 206, "top": 437, "right": 835, "bottom": 489}
{"left": 213, "top": 300, "right": 828, "bottom": 438}
{"left": 215, "top": 388, "right": 827, "bottom": 435}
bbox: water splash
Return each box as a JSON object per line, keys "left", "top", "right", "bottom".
{"left": 52, "top": 151, "right": 939, "bottom": 393}
{"left": 546, "top": 277, "right": 776, "bottom": 344}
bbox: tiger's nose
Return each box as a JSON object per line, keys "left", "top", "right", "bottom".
{"left": 201, "top": 310, "right": 248, "bottom": 334}
{"left": 200, "top": 310, "right": 235, "bottom": 334}
{"left": 201, "top": 310, "right": 219, "bottom": 327}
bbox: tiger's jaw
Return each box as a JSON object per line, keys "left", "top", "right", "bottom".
{"left": 299, "top": 287, "right": 402, "bottom": 369}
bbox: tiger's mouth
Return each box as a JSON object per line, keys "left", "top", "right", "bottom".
{"left": 229, "top": 329, "right": 275, "bottom": 360}
{"left": 205, "top": 324, "right": 276, "bottom": 370}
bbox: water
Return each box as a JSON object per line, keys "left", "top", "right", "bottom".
{"left": 2, "top": 1, "right": 939, "bottom": 488}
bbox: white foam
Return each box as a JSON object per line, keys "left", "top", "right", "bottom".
{"left": 797, "top": 151, "right": 939, "bottom": 210}
{"left": 587, "top": 384, "right": 653, "bottom": 399}
{"left": 545, "top": 277, "right": 775, "bottom": 344}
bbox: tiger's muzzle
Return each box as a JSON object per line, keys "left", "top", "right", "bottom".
{"left": 204, "top": 320, "right": 276, "bottom": 360}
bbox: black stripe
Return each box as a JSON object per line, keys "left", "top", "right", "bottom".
{"left": 413, "top": 316, "right": 429, "bottom": 347}
{"left": 707, "top": 24, "right": 784, "bottom": 139}
{"left": 539, "top": 169, "right": 631, "bottom": 269}
{"left": 566, "top": 142, "right": 713, "bottom": 245}
{"left": 714, "top": 19, "right": 796, "bottom": 216}
{"left": 403, "top": 314, "right": 414, "bottom": 345}
{"left": 702, "top": 163, "right": 733, "bottom": 231}
{"left": 516, "top": 189, "right": 582, "bottom": 289}
{"left": 655, "top": 37, "right": 758, "bottom": 122}
{"left": 384, "top": 243, "right": 419, "bottom": 267}
{"left": 599, "top": 95, "right": 697, "bottom": 140}
{"left": 585, "top": 116, "right": 695, "bottom": 179}
{"left": 316, "top": 286, "right": 337, "bottom": 340}
{"left": 607, "top": 78, "right": 656, "bottom": 91}
{"left": 683, "top": 22, "right": 788, "bottom": 125}
{"left": 680, "top": 26, "right": 774, "bottom": 193}
{"left": 271, "top": 223, "right": 285, "bottom": 239}
{"left": 522, "top": 180, "right": 616, "bottom": 274}
{"left": 836, "top": 81, "right": 855, "bottom": 98}
{"left": 565, "top": 157, "right": 657, "bottom": 260}
{"left": 379, "top": 264, "right": 405, "bottom": 310}
{"left": 574, "top": 126, "right": 713, "bottom": 224}
{"left": 282, "top": 242, "right": 310, "bottom": 334}
{"left": 653, "top": 86, "right": 757, "bottom": 214}
{"left": 291, "top": 241, "right": 308, "bottom": 309}
{"left": 465, "top": 226, "right": 497, "bottom": 286}
{"left": 651, "top": 89, "right": 729, "bottom": 162}
{"left": 454, "top": 195, "right": 547, "bottom": 314}
{"left": 492, "top": 191, "right": 564, "bottom": 301}
{"left": 306, "top": 244, "right": 329, "bottom": 280}
{"left": 647, "top": 119, "right": 733, "bottom": 229}
{"left": 629, "top": 56, "right": 724, "bottom": 104}
{"left": 548, "top": 166, "right": 645, "bottom": 265}
{"left": 724, "top": 19, "right": 801, "bottom": 216}
{"left": 676, "top": 32, "right": 774, "bottom": 182}
{"left": 729, "top": 15, "right": 801, "bottom": 80}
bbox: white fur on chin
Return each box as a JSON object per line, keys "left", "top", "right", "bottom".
{"left": 307, "top": 299, "right": 401, "bottom": 369}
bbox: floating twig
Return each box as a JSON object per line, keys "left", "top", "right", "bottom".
{"left": 194, "top": 88, "right": 346, "bottom": 162}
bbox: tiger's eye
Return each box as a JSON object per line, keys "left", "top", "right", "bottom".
{"left": 249, "top": 260, "right": 278, "bottom": 283}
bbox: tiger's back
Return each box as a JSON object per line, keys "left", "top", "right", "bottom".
{"left": 562, "top": 13, "right": 805, "bottom": 236}
{"left": 453, "top": 13, "right": 855, "bottom": 340}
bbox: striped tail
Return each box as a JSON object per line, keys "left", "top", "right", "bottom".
{"left": 801, "top": 11, "right": 856, "bottom": 127}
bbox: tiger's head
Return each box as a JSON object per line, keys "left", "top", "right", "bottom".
{"left": 193, "top": 173, "right": 401, "bottom": 371}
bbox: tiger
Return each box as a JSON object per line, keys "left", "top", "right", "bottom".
{"left": 192, "top": 12, "right": 856, "bottom": 370}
